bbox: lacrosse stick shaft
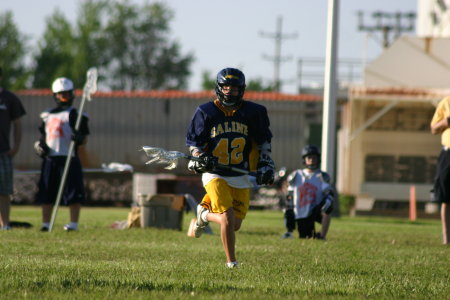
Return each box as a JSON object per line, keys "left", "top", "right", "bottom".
{"left": 48, "top": 68, "right": 97, "bottom": 232}
{"left": 48, "top": 141, "right": 76, "bottom": 232}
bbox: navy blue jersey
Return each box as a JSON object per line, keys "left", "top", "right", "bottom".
{"left": 186, "top": 100, "right": 272, "bottom": 176}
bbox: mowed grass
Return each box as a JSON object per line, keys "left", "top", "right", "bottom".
{"left": 1, "top": 206, "right": 449, "bottom": 299}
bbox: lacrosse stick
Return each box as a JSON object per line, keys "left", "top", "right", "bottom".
{"left": 142, "top": 146, "right": 256, "bottom": 176}
{"left": 48, "top": 67, "right": 98, "bottom": 232}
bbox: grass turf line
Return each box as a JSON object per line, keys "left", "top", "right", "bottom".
{"left": 0, "top": 206, "right": 448, "bottom": 299}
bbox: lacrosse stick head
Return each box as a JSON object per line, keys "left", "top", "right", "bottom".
{"left": 83, "top": 67, "right": 98, "bottom": 101}
{"left": 142, "top": 146, "right": 187, "bottom": 170}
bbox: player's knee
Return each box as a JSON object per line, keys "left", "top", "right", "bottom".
{"left": 219, "top": 211, "right": 234, "bottom": 227}
{"left": 233, "top": 217, "right": 243, "bottom": 231}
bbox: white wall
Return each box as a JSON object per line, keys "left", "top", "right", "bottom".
{"left": 417, "top": 0, "right": 450, "bottom": 37}
{"left": 365, "top": 36, "right": 450, "bottom": 88}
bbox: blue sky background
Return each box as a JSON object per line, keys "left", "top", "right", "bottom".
{"left": 1, "top": 0, "right": 418, "bottom": 93}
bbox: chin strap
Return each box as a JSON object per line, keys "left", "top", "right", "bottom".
{"left": 306, "top": 164, "right": 319, "bottom": 170}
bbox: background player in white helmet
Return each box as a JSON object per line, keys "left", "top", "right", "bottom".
{"left": 186, "top": 67, "right": 275, "bottom": 268}
{"left": 34, "top": 77, "right": 90, "bottom": 232}
{"left": 281, "top": 145, "right": 334, "bottom": 239}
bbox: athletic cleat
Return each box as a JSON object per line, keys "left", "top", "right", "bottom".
{"left": 40, "top": 226, "right": 49, "bottom": 232}
{"left": 194, "top": 205, "right": 209, "bottom": 238}
{"left": 63, "top": 224, "right": 77, "bottom": 232}
{"left": 0, "top": 225, "right": 11, "bottom": 231}
{"left": 193, "top": 223, "right": 205, "bottom": 238}
{"left": 281, "top": 232, "right": 293, "bottom": 239}
{"left": 226, "top": 261, "right": 239, "bottom": 269}
{"left": 314, "top": 232, "right": 325, "bottom": 240}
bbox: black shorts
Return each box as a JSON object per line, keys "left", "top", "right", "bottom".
{"left": 296, "top": 206, "right": 323, "bottom": 238}
{"left": 0, "top": 153, "right": 13, "bottom": 195}
{"left": 35, "top": 156, "right": 86, "bottom": 205}
{"left": 433, "top": 149, "right": 450, "bottom": 204}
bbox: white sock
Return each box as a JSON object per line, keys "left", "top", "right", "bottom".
{"left": 42, "top": 222, "right": 50, "bottom": 228}
{"left": 200, "top": 210, "right": 209, "bottom": 223}
{"left": 226, "top": 261, "right": 239, "bottom": 268}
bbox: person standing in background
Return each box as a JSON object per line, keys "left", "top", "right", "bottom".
{"left": 34, "top": 77, "right": 89, "bottom": 232}
{"left": 430, "top": 96, "right": 450, "bottom": 245}
{"left": 0, "top": 66, "right": 26, "bottom": 230}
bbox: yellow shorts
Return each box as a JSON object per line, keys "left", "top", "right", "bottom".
{"left": 201, "top": 178, "right": 250, "bottom": 220}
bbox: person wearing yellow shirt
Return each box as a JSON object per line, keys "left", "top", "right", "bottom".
{"left": 430, "top": 95, "right": 450, "bottom": 245}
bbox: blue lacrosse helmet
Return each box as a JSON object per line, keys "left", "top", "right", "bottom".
{"left": 215, "top": 68, "right": 246, "bottom": 107}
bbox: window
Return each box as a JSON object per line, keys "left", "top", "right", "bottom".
{"left": 365, "top": 106, "right": 434, "bottom": 131}
{"left": 365, "top": 155, "right": 437, "bottom": 183}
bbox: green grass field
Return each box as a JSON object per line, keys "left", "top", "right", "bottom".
{"left": 1, "top": 206, "right": 449, "bottom": 299}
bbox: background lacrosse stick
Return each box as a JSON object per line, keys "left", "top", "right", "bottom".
{"left": 142, "top": 146, "right": 256, "bottom": 176}
{"left": 48, "top": 67, "right": 98, "bottom": 232}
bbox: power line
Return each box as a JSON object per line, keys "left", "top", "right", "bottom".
{"left": 357, "top": 11, "right": 416, "bottom": 49}
{"left": 260, "top": 16, "right": 297, "bottom": 92}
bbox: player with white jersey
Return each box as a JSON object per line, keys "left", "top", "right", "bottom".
{"left": 281, "top": 145, "right": 334, "bottom": 239}
{"left": 186, "top": 67, "right": 275, "bottom": 268}
{"left": 34, "top": 77, "right": 89, "bottom": 232}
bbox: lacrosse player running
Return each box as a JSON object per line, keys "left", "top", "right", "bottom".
{"left": 281, "top": 145, "right": 334, "bottom": 240}
{"left": 186, "top": 67, "right": 275, "bottom": 268}
{"left": 34, "top": 77, "right": 89, "bottom": 232}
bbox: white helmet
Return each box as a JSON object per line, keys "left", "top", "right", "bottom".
{"left": 52, "top": 77, "right": 74, "bottom": 93}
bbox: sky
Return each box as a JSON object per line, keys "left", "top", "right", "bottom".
{"left": 0, "top": 0, "right": 419, "bottom": 93}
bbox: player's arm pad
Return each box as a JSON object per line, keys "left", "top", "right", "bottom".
{"left": 71, "top": 130, "right": 86, "bottom": 146}
{"left": 321, "top": 188, "right": 334, "bottom": 214}
{"left": 256, "top": 142, "right": 275, "bottom": 185}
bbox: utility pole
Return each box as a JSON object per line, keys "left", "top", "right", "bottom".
{"left": 358, "top": 11, "right": 416, "bottom": 49}
{"left": 260, "top": 16, "right": 297, "bottom": 92}
{"left": 322, "top": 0, "right": 339, "bottom": 181}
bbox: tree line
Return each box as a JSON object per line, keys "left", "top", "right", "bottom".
{"left": 0, "top": 1, "right": 192, "bottom": 91}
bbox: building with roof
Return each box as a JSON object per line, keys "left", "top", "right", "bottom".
{"left": 337, "top": 33, "right": 450, "bottom": 216}
{"left": 15, "top": 89, "right": 324, "bottom": 173}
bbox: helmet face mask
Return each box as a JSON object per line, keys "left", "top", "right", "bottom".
{"left": 215, "top": 68, "right": 246, "bottom": 107}
{"left": 52, "top": 77, "right": 74, "bottom": 107}
{"left": 55, "top": 91, "right": 74, "bottom": 106}
{"left": 301, "top": 145, "right": 321, "bottom": 170}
